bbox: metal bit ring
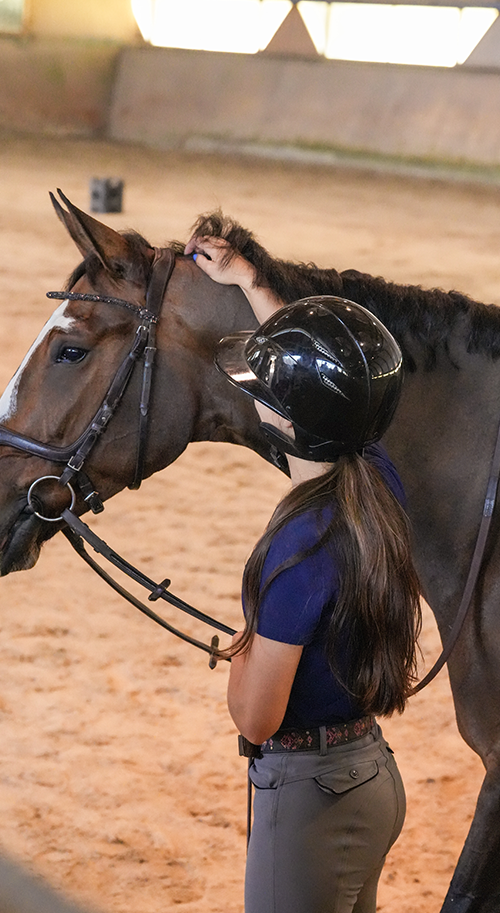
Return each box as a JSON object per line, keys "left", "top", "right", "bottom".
{"left": 27, "top": 475, "right": 76, "bottom": 522}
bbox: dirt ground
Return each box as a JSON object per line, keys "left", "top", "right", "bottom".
{"left": 1, "top": 130, "right": 498, "bottom": 913}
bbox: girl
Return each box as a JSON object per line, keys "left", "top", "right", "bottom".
{"left": 185, "top": 233, "right": 421, "bottom": 913}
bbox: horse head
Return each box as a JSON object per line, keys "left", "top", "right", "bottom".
{"left": 0, "top": 192, "right": 269, "bottom": 576}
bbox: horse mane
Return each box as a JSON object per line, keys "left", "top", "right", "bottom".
{"left": 65, "top": 230, "right": 154, "bottom": 291}
{"left": 188, "top": 211, "right": 500, "bottom": 371}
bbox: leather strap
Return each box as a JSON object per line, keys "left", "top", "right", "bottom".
{"left": 129, "top": 248, "right": 176, "bottom": 490}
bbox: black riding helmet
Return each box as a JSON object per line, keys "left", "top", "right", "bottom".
{"left": 215, "top": 296, "right": 403, "bottom": 462}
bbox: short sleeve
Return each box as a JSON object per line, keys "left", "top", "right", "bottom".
{"left": 252, "top": 447, "right": 404, "bottom": 647}
{"left": 255, "top": 511, "right": 339, "bottom": 645}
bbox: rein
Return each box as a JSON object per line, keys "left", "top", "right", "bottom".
{"left": 61, "top": 508, "right": 234, "bottom": 667}
{"left": 408, "top": 413, "right": 500, "bottom": 696}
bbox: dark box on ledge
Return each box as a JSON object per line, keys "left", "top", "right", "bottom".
{"left": 90, "top": 178, "right": 124, "bottom": 213}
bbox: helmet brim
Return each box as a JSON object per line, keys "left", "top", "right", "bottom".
{"left": 214, "top": 332, "right": 289, "bottom": 419}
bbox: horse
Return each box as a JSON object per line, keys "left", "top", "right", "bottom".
{"left": 1, "top": 192, "right": 500, "bottom": 912}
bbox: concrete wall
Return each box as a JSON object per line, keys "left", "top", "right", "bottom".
{"left": 108, "top": 46, "right": 500, "bottom": 169}
{"left": 2, "top": 30, "right": 500, "bottom": 169}
{"left": 0, "top": 0, "right": 141, "bottom": 136}
{"left": 0, "top": 37, "right": 120, "bottom": 135}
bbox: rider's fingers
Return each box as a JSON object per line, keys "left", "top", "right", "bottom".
{"left": 185, "top": 235, "right": 230, "bottom": 258}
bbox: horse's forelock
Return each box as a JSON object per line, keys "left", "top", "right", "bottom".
{"left": 188, "top": 210, "right": 344, "bottom": 304}
{"left": 69, "top": 210, "right": 500, "bottom": 370}
{"left": 190, "top": 210, "right": 261, "bottom": 263}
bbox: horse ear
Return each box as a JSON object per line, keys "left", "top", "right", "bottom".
{"left": 50, "top": 189, "right": 131, "bottom": 273}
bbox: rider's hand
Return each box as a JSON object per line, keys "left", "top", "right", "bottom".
{"left": 184, "top": 236, "right": 256, "bottom": 292}
{"left": 185, "top": 234, "right": 284, "bottom": 324}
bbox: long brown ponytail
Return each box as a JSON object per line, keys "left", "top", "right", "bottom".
{"left": 227, "top": 453, "right": 421, "bottom": 717}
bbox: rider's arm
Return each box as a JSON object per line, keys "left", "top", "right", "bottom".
{"left": 184, "top": 236, "right": 284, "bottom": 324}
{"left": 227, "top": 632, "right": 303, "bottom": 745}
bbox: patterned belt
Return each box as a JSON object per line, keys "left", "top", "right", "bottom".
{"left": 260, "top": 715, "right": 375, "bottom": 753}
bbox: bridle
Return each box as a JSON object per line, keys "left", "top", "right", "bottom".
{"left": 0, "top": 247, "right": 235, "bottom": 665}
{"left": 0, "top": 248, "right": 175, "bottom": 507}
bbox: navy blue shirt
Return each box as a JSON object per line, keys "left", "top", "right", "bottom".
{"left": 249, "top": 444, "right": 405, "bottom": 729}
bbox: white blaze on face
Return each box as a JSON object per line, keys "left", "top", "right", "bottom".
{"left": 0, "top": 302, "right": 77, "bottom": 423}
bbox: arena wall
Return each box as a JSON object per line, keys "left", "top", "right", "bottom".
{"left": 2, "top": 29, "right": 500, "bottom": 170}
{"left": 0, "top": 0, "right": 139, "bottom": 136}
{"left": 108, "top": 46, "right": 500, "bottom": 170}
{"left": 0, "top": 37, "right": 120, "bottom": 135}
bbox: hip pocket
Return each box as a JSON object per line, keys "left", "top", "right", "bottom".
{"left": 314, "top": 759, "right": 379, "bottom": 795}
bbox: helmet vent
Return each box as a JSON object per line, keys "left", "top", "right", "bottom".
{"left": 313, "top": 339, "right": 344, "bottom": 369}
{"left": 313, "top": 340, "right": 330, "bottom": 356}
{"left": 319, "top": 372, "right": 349, "bottom": 400}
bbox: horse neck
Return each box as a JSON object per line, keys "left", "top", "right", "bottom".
{"left": 334, "top": 270, "right": 500, "bottom": 597}
{"left": 384, "top": 333, "right": 500, "bottom": 626}
{"left": 152, "top": 258, "right": 273, "bottom": 467}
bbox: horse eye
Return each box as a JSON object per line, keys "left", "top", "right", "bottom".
{"left": 56, "top": 346, "right": 88, "bottom": 364}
